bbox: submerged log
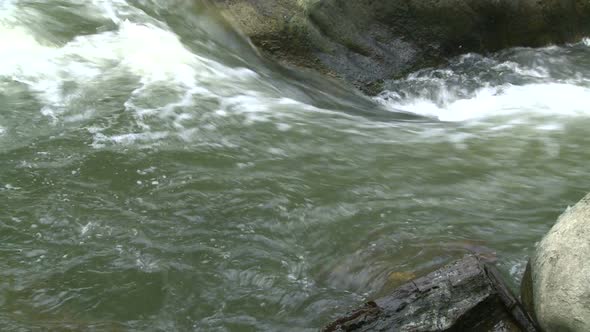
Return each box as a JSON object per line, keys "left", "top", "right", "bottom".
{"left": 324, "top": 255, "right": 538, "bottom": 332}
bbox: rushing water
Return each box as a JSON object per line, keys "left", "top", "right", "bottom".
{"left": 1, "top": 0, "right": 590, "bottom": 330}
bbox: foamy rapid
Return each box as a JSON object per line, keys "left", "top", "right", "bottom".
{"left": 1, "top": 0, "right": 588, "bottom": 147}
{"left": 0, "top": 0, "right": 369, "bottom": 151}
{"left": 376, "top": 42, "right": 590, "bottom": 123}
{"left": 0, "top": 1, "right": 279, "bottom": 148}
{"left": 377, "top": 83, "right": 590, "bottom": 122}
{"left": 0, "top": 18, "right": 245, "bottom": 111}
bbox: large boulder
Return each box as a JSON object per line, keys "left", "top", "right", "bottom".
{"left": 212, "top": 0, "right": 590, "bottom": 93}
{"left": 521, "top": 193, "right": 590, "bottom": 331}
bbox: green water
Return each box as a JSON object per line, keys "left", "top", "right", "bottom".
{"left": 1, "top": 1, "right": 590, "bottom": 330}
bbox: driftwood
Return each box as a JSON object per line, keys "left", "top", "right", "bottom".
{"left": 324, "top": 255, "right": 539, "bottom": 332}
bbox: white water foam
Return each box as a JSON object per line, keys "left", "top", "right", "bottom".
{"left": 377, "top": 39, "right": 590, "bottom": 124}
{"left": 0, "top": 0, "right": 371, "bottom": 151}
{"left": 4, "top": 0, "right": 587, "bottom": 150}
{"left": 0, "top": 0, "right": 258, "bottom": 109}
{"left": 0, "top": 0, "right": 16, "bottom": 21}
{"left": 0, "top": 1, "right": 272, "bottom": 149}
{"left": 492, "top": 61, "right": 550, "bottom": 78}
{"left": 0, "top": 20, "right": 205, "bottom": 103}
{"left": 377, "top": 83, "right": 590, "bottom": 122}
{"left": 89, "top": 0, "right": 144, "bottom": 24}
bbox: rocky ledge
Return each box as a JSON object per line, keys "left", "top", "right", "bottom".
{"left": 212, "top": 0, "right": 590, "bottom": 94}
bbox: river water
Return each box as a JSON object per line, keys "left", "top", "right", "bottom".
{"left": 1, "top": 0, "right": 589, "bottom": 330}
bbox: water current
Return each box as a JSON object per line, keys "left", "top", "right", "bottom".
{"left": 1, "top": 0, "right": 590, "bottom": 330}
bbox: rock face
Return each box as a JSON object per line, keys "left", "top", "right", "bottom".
{"left": 521, "top": 193, "right": 590, "bottom": 332}
{"left": 324, "top": 255, "right": 538, "bottom": 331}
{"left": 212, "top": 0, "right": 590, "bottom": 93}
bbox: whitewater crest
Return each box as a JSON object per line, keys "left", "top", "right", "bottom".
{"left": 0, "top": 1, "right": 297, "bottom": 148}
{"left": 0, "top": 19, "right": 214, "bottom": 109}
{"left": 375, "top": 43, "right": 590, "bottom": 123}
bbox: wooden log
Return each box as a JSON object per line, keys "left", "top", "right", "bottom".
{"left": 324, "top": 255, "right": 539, "bottom": 332}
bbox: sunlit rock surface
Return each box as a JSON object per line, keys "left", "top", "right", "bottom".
{"left": 522, "top": 193, "right": 590, "bottom": 332}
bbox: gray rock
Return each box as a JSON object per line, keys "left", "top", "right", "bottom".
{"left": 325, "top": 255, "right": 538, "bottom": 331}
{"left": 521, "top": 193, "right": 590, "bottom": 332}
{"left": 212, "top": 0, "right": 590, "bottom": 94}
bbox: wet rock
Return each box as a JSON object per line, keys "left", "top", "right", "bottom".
{"left": 212, "top": 0, "right": 590, "bottom": 94}
{"left": 521, "top": 193, "right": 590, "bottom": 332}
{"left": 325, "top": 255, "right": 538, "bottom": 331}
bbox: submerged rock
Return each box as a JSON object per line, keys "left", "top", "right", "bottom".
{"left": 521, "top": 193, "right": 590, "bottom": 332}
{"left": 325, "top": 255, "right": 538, "bottom": 331}
{"left": 212, "top": 0, "right": 590, "bottom": 94}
